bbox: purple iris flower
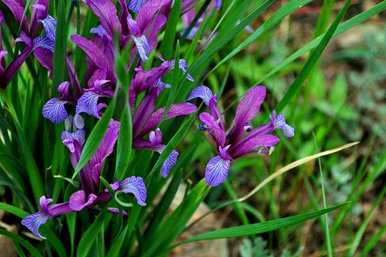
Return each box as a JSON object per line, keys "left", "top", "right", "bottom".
{"left": 22, "top": 118, "right": 147, "bottom": 239}
{"left": 83, "top": 0, "right": 171, "bottom": 62}
{"left": 130, "top": 61, "right": 197, "bottom": 177}
{"left": 0, "top": 0, "right": 54, "bottom": 87}
{"left": 189, "top": 85, "right": 294, "bottom": 187}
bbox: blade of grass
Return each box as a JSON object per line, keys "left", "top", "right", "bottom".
{"left": 276, "top": 0, "right": 351, "bottom": 112}
{"left": 190, "top": 0, "right": 275, "bottom": 77}
{"left": 209, "top": 0, "right": 312, "bottom": 74}
{"left": 160, "top": 0, "right": 181, "bottom": 59}
{"left": 187, "top": 142, "right": 359, "bottom": 231}
{"left": 177, "top": 203, "right": 348, "bottom": 245}
{"left": 258, "top": 0, "right": 386, "bottom": 84}
{"left": 76, "top": 213, "right": 111, "bottom": 257}
{"left": 347, "top": 186, "right": 386, "bottom": 257}
{"left": 359, "top": 225, "right": 386, "bottom": 257}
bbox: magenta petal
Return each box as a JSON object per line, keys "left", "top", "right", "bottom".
{"left": 71, "top": 34, "right": 109, "bottom": 69}
{"left": 90, "top": 120, "right": 120, "bottom": 164}
{"left": 199, "top": 112, "right": 226, "bottom": 147}
{"left": 42, "top": 98, "right": 68, "bottom": 123}
{"left": 21, "top": 212, "right": 50, "bottom": 239}
{"left": 230, "top": 134, "right": 279, "bottom": 158}
{"left": 84, "top": 0, "right": 121, "bottom": 35}
{"left": 33, "top": 47, "right": 53, "bottom": 71}
{"left": 229, "top": 86, "right": 266, "bottom": 141}
{"left": 205, "top": 155, "right": 230, "bottom": 187}
{"left": 161, "top": 149, "right": 179, "bottom": 177}
{"left": 188, "top": 86, "right": 214, "bottom": 106}
{"left": 167, "top": 103, "right": 197, "bottom": 118}
{"left": 119, "top": 176, "right": 147, "bottom": 206}
{"left": 76, "top": 91, "right": 101, "bottom": 118}
{"left": 68, "top": 190, "right": 97, "bottom": 211}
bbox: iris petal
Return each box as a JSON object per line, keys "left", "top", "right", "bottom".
{"left": 119, "top": 176, "right": 147, "bottom": 206}
{"left": 68, "top": 190, "right": 97, "bottom": 211}
{"left": 161, "top": 150, "right": 179, "bottom": 177}
{"left": 205, "top": 155, "right": 230, "bottom": 187}
{"left": 188, "top": 85, "right": 214, "bottom": 106}
{"left": 42, "top": 98, "right": 68, "bottom": 123}
{"left": 76, "top": 91, "right": 101, "bottom": 118}
{"left": 21, "top": 212, "right": 50, "bottom": 239}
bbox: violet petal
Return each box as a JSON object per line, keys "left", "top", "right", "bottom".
{"left": 119, "top": 176, "right": 147, "bottom": 206}
{"left": 42, "top": 98, "right": 68, "bottom": 123}
{"left": 76, "top": 91, "right": 101, "bottom": 118}
{"left": 188, "top": 85, "right": 214, "bottom": 106}
{"left": 21, "top": 212, "right": 50, "bottom": 239}
{"left": 205, "top": 155, "right": 230, "bottom": 187}
{"left": 128, "top": 0, "right": 145, "bottom": 13}
{"left": 161, "top": 149, "right": 179, "bottom": 177}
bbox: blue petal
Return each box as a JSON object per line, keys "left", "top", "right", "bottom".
{"left": 132, "top": 35, "right": 151, "bottom": 62}
{"left": 21, "top": 212, "right": 50, "bottom": 239}
{"left": 33, "top": 35, "right": 55, "bottom": 52}
{"left": 271, "top": 112, "right": 295, "bottom": 138}
{"left": 33, "top": 15, "right": 56, "bottom": 52}
{"left": 205, "top": 155, "right": 230, "bottom": 187}
{"left": 40, "top": 15, "right": 56, "bottom": 41}
{"left": 188, "top": 85, "right": 214, "bottom": 106}
{"left": 119, "top": 176, "right": 147, "bottom": 206}
{"left": 128, "top": 0, "right": 145, "bottom": 13}
{"left": 76, "top": 92, "right": 101, "bottom": 118}
{"left": 42, "top": 98, "right": 68, "bottom": 123}
{"left": 161, "top": 150, "right": 179, "bottom": 177}
{"left": 90, "top": 24, "right": 109, "bottom": 37}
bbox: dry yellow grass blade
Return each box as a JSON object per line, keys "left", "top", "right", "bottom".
{"left": 237, "top": 141, "right": 360, "bottom": 202}
{"left": 237, "top": 142, "right": 360, "bottom": 202}
{"left": 186, "top": 141, "right": 360, "bottom": 231}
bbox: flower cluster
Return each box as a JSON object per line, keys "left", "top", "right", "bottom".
{"left": 1, "top": 0, "right": 293, "bottom": 239}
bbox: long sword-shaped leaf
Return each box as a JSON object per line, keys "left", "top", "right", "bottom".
{"left": 177, "top": 203, "right": 348, "bottom": 245}
{"left": 276, "top": 0, "right": 351, "bottom": 112}
{"left": 76, "top": 213, "right": 111, "bottom": 257}
{"left": 210, "top": 0, "right": 312, "bottom": 74}
{"left": 258, "top": 0, "right": 386, "bottom": 83}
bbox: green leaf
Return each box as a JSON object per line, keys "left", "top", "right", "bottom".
{"left": 258, "top": 0, "right": 386, "bottom": 84}
{"left": 276, "top": 0, "right": 352, "bottom": 112}
{"left": 114, "top": 41, "right": 133, "bottom": 180}
{"left": 160, "top": 0, "right": 181, "bottom": 59}
{"left": 191, "top": 0, "right": 275, "bottom": 77}
{"left": 210, "top": 0, "right": 312, "bottom": 74}
{"left": 177, "top": 203, "right": 348, "bottom": 245}
{"left": 52, "top": 0, "right": 69, "bottom": 86}
{"left": 72, "top": 98, "right": 116, "bottom": 179}
{"left": 143, "top": 180, "right": 210, "bottom": 257}
{"left": 0, "top": 203, "right": 28, "bottom": 218}
{"left": 76, "top": 213, "right": 111, "bottom": 257}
